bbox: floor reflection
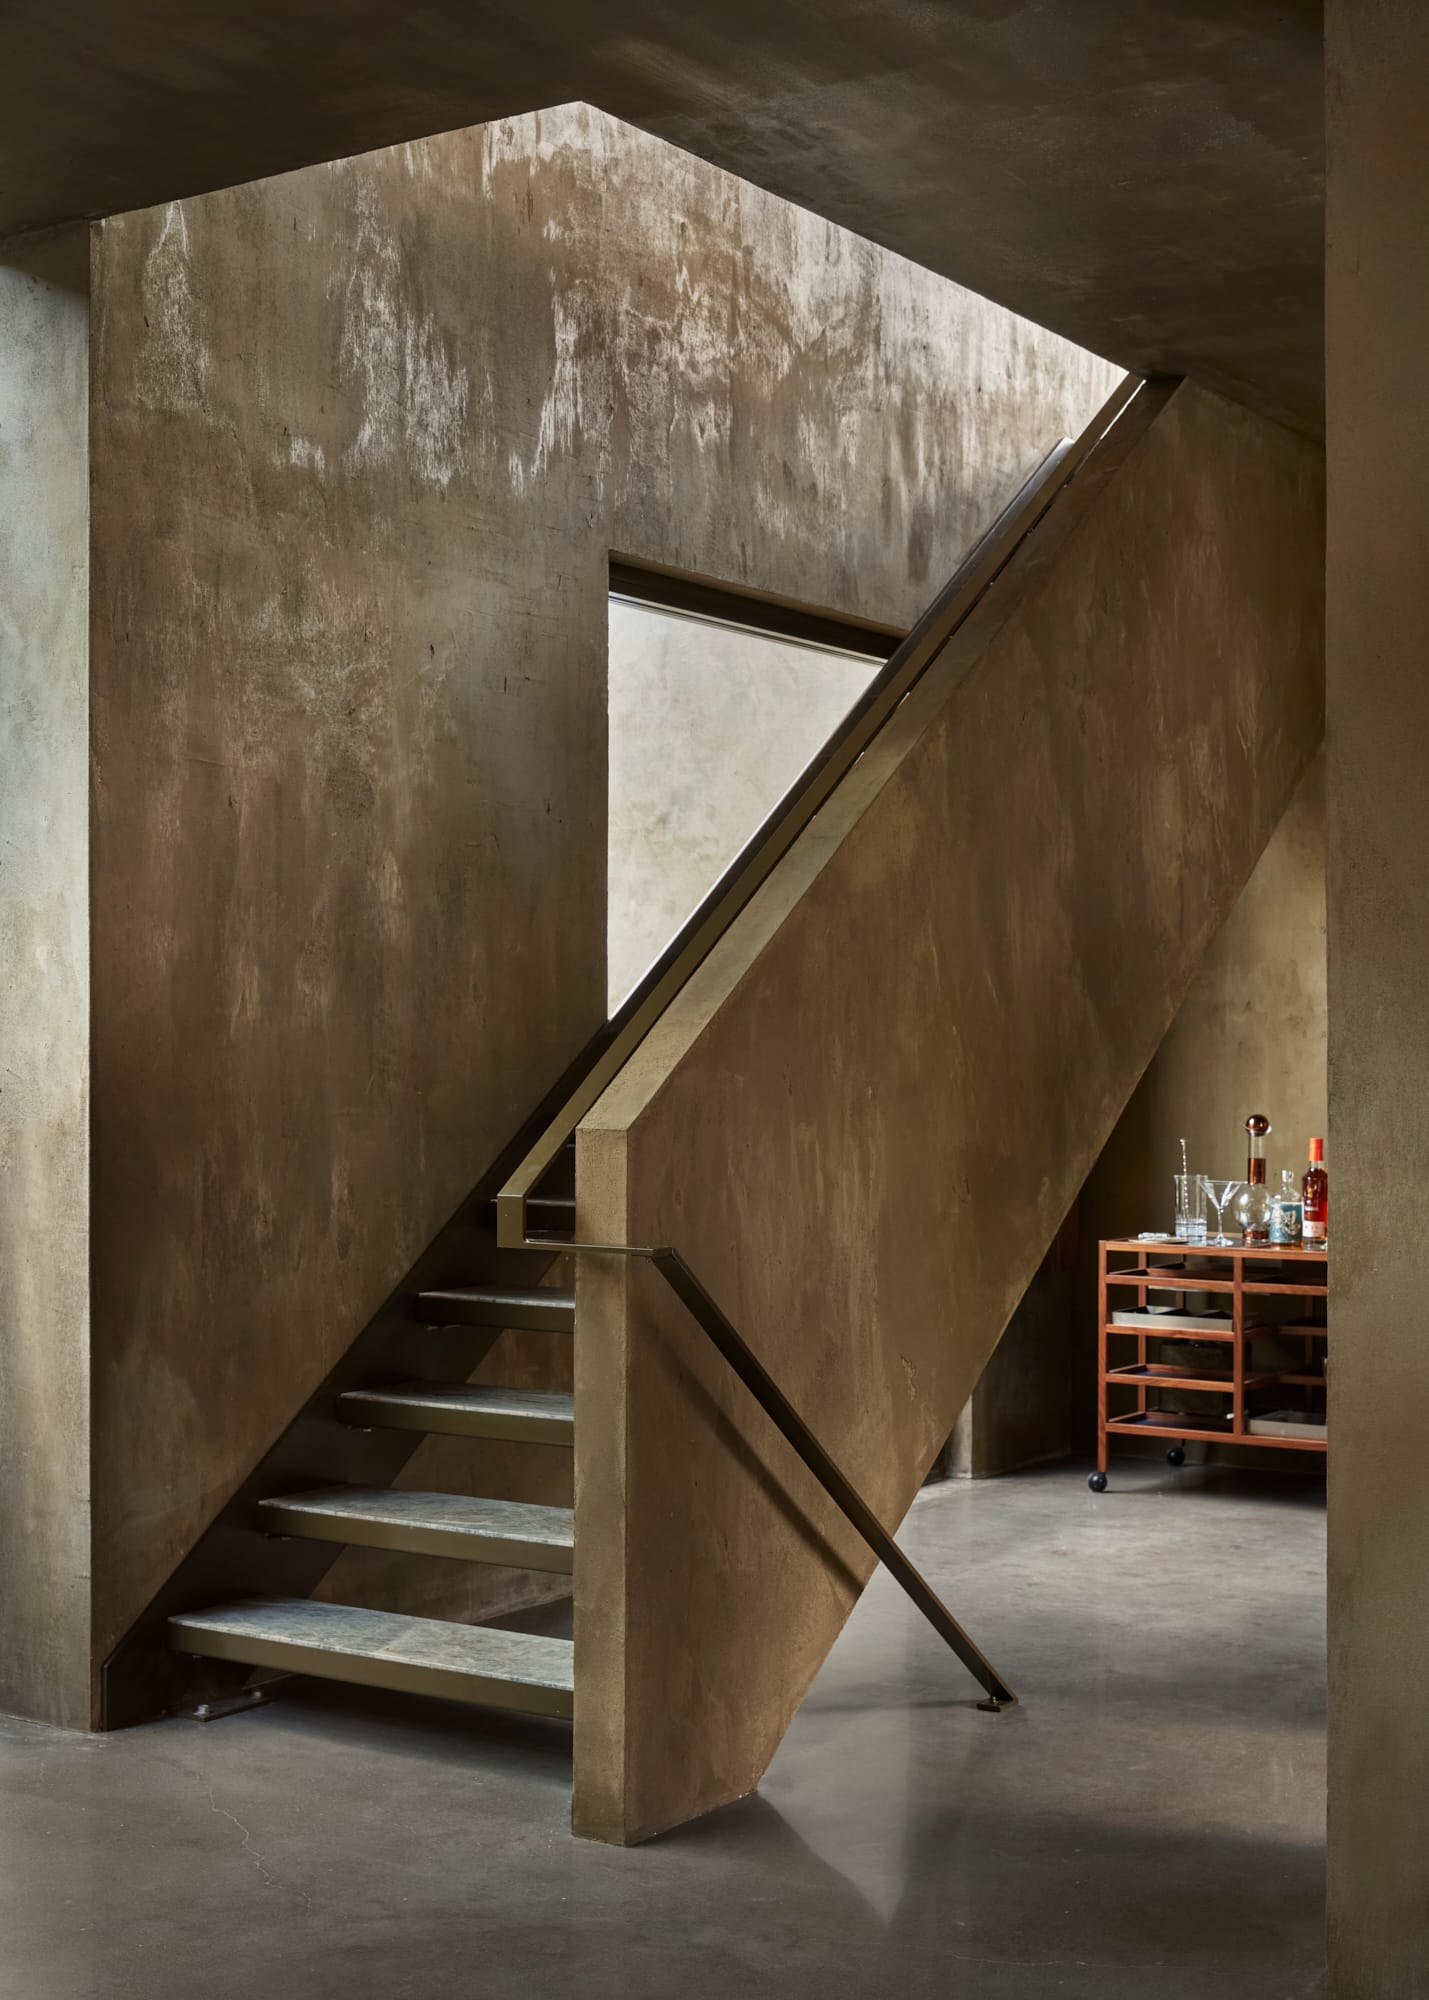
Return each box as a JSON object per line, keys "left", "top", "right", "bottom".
{"left": 0, "top": 1461, "right": 1326, "bottom": 1999}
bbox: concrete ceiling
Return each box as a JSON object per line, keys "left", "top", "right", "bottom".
{"left": 1, "top": 2, "right": 1324, "bottom": 433}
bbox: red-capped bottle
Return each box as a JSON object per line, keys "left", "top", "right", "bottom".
{"left": 1303, "top": 1138, "right": 1328, "bottom": 1250}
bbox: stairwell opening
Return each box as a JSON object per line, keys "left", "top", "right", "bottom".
{"left": 605, "top": 564, "right": 894, "bottom": 1016}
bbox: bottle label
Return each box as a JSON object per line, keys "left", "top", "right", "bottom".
{"left": 1304, "top": 1219, "right": 1326, "bottom": 1243}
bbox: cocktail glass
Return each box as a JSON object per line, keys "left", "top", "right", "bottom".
{"left": 1200, "top": 1176, "right": 1244, "bottom": 1247}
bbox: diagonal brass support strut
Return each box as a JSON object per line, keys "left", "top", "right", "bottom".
{"left": 538, "top": 1234, "right": 1017, "bottom": 1712}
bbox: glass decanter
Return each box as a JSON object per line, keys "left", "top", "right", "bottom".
{"left": 1231, "top": 1112, "right": 1273, "bottom": 1243}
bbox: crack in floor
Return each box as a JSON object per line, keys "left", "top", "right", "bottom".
{"left": 204, "top": 1783, "right": 309, "bottom": 1906}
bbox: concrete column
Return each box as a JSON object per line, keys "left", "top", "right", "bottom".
{"left": 0, "top": 225, "right": 91, "bottom": 1728}
{"left": 1326, "top": 4, "right": 1429, "bottom": 1989}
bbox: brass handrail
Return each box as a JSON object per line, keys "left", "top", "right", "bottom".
{"left": 497, "top": 369, "right": 1149, "bottom": 1250}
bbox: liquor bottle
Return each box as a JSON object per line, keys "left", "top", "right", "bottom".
{"left": 1234, "top": 1112, "right": 1273, "bottom": 1243}
{"left": 1303, "top": 1138, "right": 1328, "bottom": 1249}
{"left": 1269, "top": 1169, "right": 1303, "bottom": 1247}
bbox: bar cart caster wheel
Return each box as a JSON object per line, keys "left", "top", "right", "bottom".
{"left": 1088, "top": 1470, "right": 1108, "bottom": 1493}
{"left": 1166, "top": 1447, "right": 1186, "bottom": 1467}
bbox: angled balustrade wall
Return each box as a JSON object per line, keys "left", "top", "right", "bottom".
{"left": 574, "top": 381, "right": 1325, "bottom": 1843}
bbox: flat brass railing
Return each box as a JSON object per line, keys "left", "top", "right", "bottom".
{"left": 497, "top": 369, "right": 1148, "bottom": 1252}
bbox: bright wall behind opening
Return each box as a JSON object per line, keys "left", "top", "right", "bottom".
{"left": 606, "top": 595, "right": 882, "bottom": 1014}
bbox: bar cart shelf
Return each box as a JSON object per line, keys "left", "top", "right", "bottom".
{"left": 1092, "top": 1239, "right": 1327, "bottom": 1491}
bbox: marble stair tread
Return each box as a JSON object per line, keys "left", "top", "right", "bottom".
{"left": 169, "top": 1598, "right": 574, "bottom": 1718}
{"left": 338, "top": 1383, "right": 574, "bottom": 1443}
{"left": 416, "top": 1286, "right": 575, "bottom": 1331}
{"left": 257, "top": 1487, "right": 575, "bottom": 1572}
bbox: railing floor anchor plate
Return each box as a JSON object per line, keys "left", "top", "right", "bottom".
{"left": 177, "top": 1680, "right": 287, "bottom": 1722}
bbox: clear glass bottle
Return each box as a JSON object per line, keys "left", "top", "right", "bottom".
{"left": 1232, "top": 1112, "right": 1273, "bottom": 1243}
{"left": 1269, "top": 1168, "right": 1303, "bottom": 1247}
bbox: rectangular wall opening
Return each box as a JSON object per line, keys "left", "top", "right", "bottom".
{"left": 606, "top": 566, "right": 894, "bottom": 1015}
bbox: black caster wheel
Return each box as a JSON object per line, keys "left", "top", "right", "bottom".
{"left": 1167, "top": 1446, "right": 1186, "bottom": 1468}
{"left": 1087, "top": 1470, "right": 1108, "bottom": 1493}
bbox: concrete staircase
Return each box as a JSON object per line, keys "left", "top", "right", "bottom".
{"left": 152, "top": 397, "right": 1102, "bottom": 1735}
{"left": 104, "top": 372, "right": 1324, "bottom": 1845}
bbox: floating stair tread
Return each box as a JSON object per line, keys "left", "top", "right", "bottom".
{"left": 169, "top": 1598, "right": 573, "bottom": 1717}
{"left": 257, "top": 1487, "right": 574, "bottom": 1570}
{"left": 338, "top": 1383, "right": 574, "bottom": 1442}
{"left": 417, "top": 1286, "right": 575, "bottom": 1331}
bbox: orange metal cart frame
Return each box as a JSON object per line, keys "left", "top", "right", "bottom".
{"left": 1094, "top": 1239, "right": 1327, "bottom": 1490}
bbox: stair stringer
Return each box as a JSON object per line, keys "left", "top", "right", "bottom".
{"left": 572, "top": 380, "right": 1325, "bottom": 1844}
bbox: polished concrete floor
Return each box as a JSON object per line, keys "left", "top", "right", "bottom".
{"left": 0, "top": 1462, "right": 1326, "bottom": 1999}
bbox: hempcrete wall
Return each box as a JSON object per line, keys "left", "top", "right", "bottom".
{"left": 34, "top": 104, "right": 1125, "bottom": 1721}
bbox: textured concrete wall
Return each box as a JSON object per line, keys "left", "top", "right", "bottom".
{"left": 1084, "top": 757, "right": 1327, "bottom": 1253}
{"left": 1078, "top": 754, "right": 1327, "bottom": 1452}
{"left": 83, "top": 105, "right": 1120, "bottom": 1700}
{"left": 0, "top": 4, "right": 1325, "bottom": 436}
{"left": 0, "top": 227, "right": 91, "bottom": 1727}
{"left": 607, "top": 600, "right": 878, "bottom": 1011}
{"left": 1325, "top": 5, "right": 1429, "bottom": 1990}
{"left": 957, "top": 756, "right": 1326, "bottom": 1477}
{"left": 948, "top": 1242, "right": 1078, "bottom": 1479}
{"left": 576, "top": 382, "right": 1325, "bottom": 1843}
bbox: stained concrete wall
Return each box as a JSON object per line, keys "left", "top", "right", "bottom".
{"left": 1325, "top": 5, "right": 1429, "bottom": 1990}
{"left": 576, "top": 382, "right": 1325, "bottom": 1843}
{"left": 0, "top": 3, "right": 1326, "bottom": 438}
{"left": 954, "top": 756, "right": 1327, "bottom": 1477}
{"left": 0, "top": 228, "right": 91, "bottom": 1727}
{"left": 947, "top": 1236, "right": 1079, "bottom": 1479}
{"left": 1086, "top": 756, "right": 1327, "bottom": 1236}
{"left": 78, "top": 105, "right": 1121, "bottom": 1712}
{"left": 1077, "top": 754, "right": 1327, "bottom": 1453}
{"left": 607, "top": 600, "right": 879, "bottom": 1011}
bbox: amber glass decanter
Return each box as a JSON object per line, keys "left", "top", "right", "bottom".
{"left": 1232, "top": 1112, "right": 1273, "bottom": 1244}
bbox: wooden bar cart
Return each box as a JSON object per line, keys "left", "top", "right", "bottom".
{"left": 1092, "top": 1239, "right": 1328, "bottom": 1490}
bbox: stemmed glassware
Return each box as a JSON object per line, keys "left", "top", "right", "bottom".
{"left": 1200, "top": 1176, "right": 1244, "bottom": 1247}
